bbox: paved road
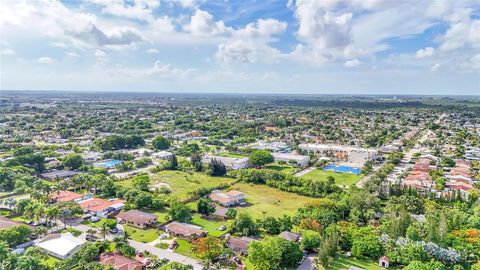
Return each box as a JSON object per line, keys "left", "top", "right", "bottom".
{"left": 72, "top": 222, "right": 203, "bottom": 269}
{"left": 295, "top": 166, "right": 316, "bottom": 177}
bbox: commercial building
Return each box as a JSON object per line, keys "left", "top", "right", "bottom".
{"left": 271, "top": 152, "right": 310, "bottom": 167}
{"left": 202, "top": 155, "right": 249, "bottom": 170}
{"left": 299, "top": 143, "right": 377, "bottom": 166}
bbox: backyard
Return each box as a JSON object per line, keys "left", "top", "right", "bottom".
{"left": 321, "top": 255, "right": 389, "bottom": 270}
{"left": 301, "top": 169, "right": 364, "bottom": 187}
{"left": 229, "top": 182, "right": 317, "bottom": 219}
{"left": 191, "top": 214, "right": 229, "bottom": 237}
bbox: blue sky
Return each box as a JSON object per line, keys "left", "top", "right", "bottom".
{"left": 1, "top": 0, "right": 479, "bottom": 95}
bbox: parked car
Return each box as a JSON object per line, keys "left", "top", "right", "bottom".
{"left": 233, "top": 257, "right": 242, "bottom": 265}
{"left": 110, "top": 228, "right": 119, "bottom": 234}
{"left": 91, "top": 216, "right": 100, "bottom": 222}
{"left": 86, "top": 235, "right": 98, "bottom": 242}
{"left": 169, "top": 241, "right": 177, "bottom": 250}
{"left": 218, "top": 225, "right": 227, "bottom": 231}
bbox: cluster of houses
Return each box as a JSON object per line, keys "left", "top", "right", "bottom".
{"left": 299, "top": 143, "right": 378, "bottom": 166}
{"left": 403, "top": 157, "right": 477, "bottom": 199}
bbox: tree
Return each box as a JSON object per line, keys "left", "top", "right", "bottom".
{"left": 248, "top": 237, "right": 282, "bottom": 270}
{"left": 403, "top": 260, "right": 446, "bottom": 270}
{"left": 207, "top": 159, "right": 226, "bottom": 176}
{"left": 301, "top": 230, "right": 321, "bottom": 250}
{"left": 192, "top": 236, "right": 225, "bottom": 267}
{"left": 105, "top": 219, "right": 117, "bottom": 230}
{"left": 226, "top": 208, "right": 237, "bottom": 219}
{"left": 197, "top": 198, "right": 216, "bottom": 216}
{"left": 259, "top": 216, "right": 281, "bottom": 234}
{"left": 99, "top": 223, "right": 110, "bottom": 240}
{"left": 231, "top": 213, "right": 257, "bottom": 236}
{"left": 191, "top": 153, "right": 203, "bottom": 172}
{"left": 164, "top": 154, "right": 178, "bottom": 170}
{"left": 62, "top": 153, "right": 84, "bottom": 170}
{"left": 132, "top": 175, "right": 151, "bottom": 191}
{"left": 317, "top": 231, "right": 339, "bottom": 268}
{"left": 0, "top": 225, "right": 32, "bottom": 246}
{"left": 169, "top": 201, "right": 192, "bottom": 222}
{"left": 351, "top": 227, "right": 382, "bottom": 259}
{"left": 152, "top": 136, "right": 170, "bottom": 150}
{"left": 248, "top": 237, "right": 302, "bottom": 269}
{"left": 249, "top": 150, "right": 274, "bottom": 166}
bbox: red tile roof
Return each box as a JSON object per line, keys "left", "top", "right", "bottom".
{"left": 99, "top": 252, "right": 142, "bottom": 270}
{"left": 79, "top": 198, "right": 125, "bottom": 213}
{"left": 50, "top": 191, "right": 83, "bottom": 202}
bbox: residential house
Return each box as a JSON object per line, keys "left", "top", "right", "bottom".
{"left": 50, "top": 191, "right": 83, "bottom": 203}
{"left": 209, "top": 190, "right": 245, "bottom": 207}
{"left": 278, "top": 231, "right": 301, "bottom": 242}
{"left": 78, "top": 198, "right": 125, "bottom": 218}
{"left": 209, "top": 206, "right": 229, "bottom": 221}
{"left": 164, "top": 222, "right": 207, "bottom": 241}
{"left": 99, "top": 252, "right": 143, "bottom": 270}
{"left": 36, "top": 233, "right": 86, "bottom": 260}
{"left": 117, "top": 210, "right": 157, "bottom": 229}
{"left": 41, "top": 170, "right": 78, "bottom": 180}
{"left": 151, "top": 151, "right": 173, "bottom": 160}
{"left": 227, "top": 236, "right": 255, "bottom": 256}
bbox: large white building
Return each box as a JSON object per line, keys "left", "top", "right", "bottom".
{"left": 202, "top": 155, "right": 250, "bottom": 170}
{"left": 299, "top": 143, "right": 377, "bottom": 166}
{"left": 36, "top": 233, "right": 86, "bottom": 260}
{"left": 271, "top": 152, "right": 310, "bottom": 167}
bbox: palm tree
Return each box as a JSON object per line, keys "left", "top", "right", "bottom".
{"left": 99, "top": 223, "right": 110, "bottom": 240}
{"left": 123, "top": 229, "right": 130, "bottom": 242}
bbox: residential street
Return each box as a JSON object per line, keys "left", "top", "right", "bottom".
{"left": 71, "top": 222, "right": 204, "bottom": 269}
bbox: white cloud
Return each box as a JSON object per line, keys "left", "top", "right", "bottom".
{"left": 236, "top": 18, "right": 287, "bottom": 39}
{"left": 147, "top": 48, "right": 159, "bottom": 54}
{"left": 88, "top": 0, "right": 160, "bottom": 22}
{"left": 345, "top": 59, "right": 361, "bottom": 67}
{"left": 415, "top": 47, "right": 435, "bottom": 58}
{"left": 184, "top": 10, "right": 231, "bottom": 37}
{"left": 66, "top": 52, "right": 80, "bottom": 57}
{"left": 37, "top": 57, "right": 54, "bottom": 64}
{"left": 431, "top": 63, "right": 440, "bottom": 72}
{"left": 94, "top": 49, "right": 107, "bottom": 57}
{"left": 1, "top": 48, "right": 15, "bottom": 55}
{"left": 216, "top": 40, "right": 281, "bottom": 64}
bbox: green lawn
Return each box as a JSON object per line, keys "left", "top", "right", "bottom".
{"left": 301, "top": 169, "right": 364, "bottom": 187}
{"left": 218, "top": 152, "right": 247, "bottom": 158}
{"left": 61, "top": 228, "right": 82, "bottom": 237}
{"left": 265, "top": 163, "right": 296, "bottom": 174}
{"left": 142, "top": 171, "right": 236, "bottom": 200}
{"left": 174, "top": 239, "right": 199, "bottom": 259}
{"left": 155, "top": 242, "right": 169, "bottom": 249}
{"left": 324, "top": 255, "right": 384, "bottom": 270}
{"left": 10, "top": 215, "right": 29, "bottom": 223}
{"left": 124, "top": 224, "right": 160, "bottom": 243}
{"left": 229, "top": 183, "right": 317, "bottom": 219}
{"left": 42, "top": 255, "right": 60, "bottom": 267}
{"left": 191, "top": 214, "right": 229, "bottom": 237}
{"left": 81, "top": 218, "right": 108, "bottom": 228}
{"left": 145, "top": 209, "right": 170, "bottom": 223}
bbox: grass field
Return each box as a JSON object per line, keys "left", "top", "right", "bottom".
{"left": 151, "top": 171, "right": 236, "bottom": 200}
{"left": 124, "top": 225, "right": 160, "bottom": 243}
{"left": 191, "top": 214, "right": 229, "bottom": 237}
{"left": 174, "top": 239, "right": 199, "bottom": 259}
{"left": 301, "top": 169, "right": 364, "bottom": 187}
{"left": 265, "top": 163, "right": 297, "bottom": 174}
{"left": 321, "top": 255, "right": 384, "bottom": 270}
{"left": 230, "top": 183, "right": 317, "bottom": 219}
{"left": 61, "top": 227, "right": 82, "bottom": 237}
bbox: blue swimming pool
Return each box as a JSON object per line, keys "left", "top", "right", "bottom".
{"left": 323, "top": 164, "right": 362, "bottom": 174}
{"left": 96, "top": 159, "right": 122, "bottom": 168}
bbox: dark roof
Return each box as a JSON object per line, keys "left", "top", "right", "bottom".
{"left": 117, "top": 210, "right": 157, "bottom": 224}
{"left": 41, "top": 170, "right": 78, "bottom": 180}
{"left": 278, "top": 231, "right": 301, "bottom": 242}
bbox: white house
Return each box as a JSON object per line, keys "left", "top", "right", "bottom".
{"left": 36, "top": 233, "right": 86, "bottom": 260}
{"left": 271, "top": 152, "right": 310, "bottom": 167}
{"left": 152, "top": 151, "right": 173, "bottom": 160}
{"left": 209, "top": 190, "right": 245, "bottom": 207}
{"left": 202, "top": 155, "right": 250, "bottom": 170}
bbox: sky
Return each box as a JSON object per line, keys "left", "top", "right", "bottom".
{"left": 1, "top": 0, "right": 479, "bottom": 95}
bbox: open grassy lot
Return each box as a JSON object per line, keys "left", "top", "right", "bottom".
{"left": 60, "top": 227, "right": 83, "bottom": 237}
{"left": 230, "top": 183, "right": 317, "bottom": 219}
{"left": 301, "top": 169, "right": 364, "bottom": 187}
{"left": 265, "top": 163, "right": 297, "bottom": 174}
{"left": 149, "top": 171, "right": 236, "bottom": 200}
{"left": 124, "top": 224, "right": 160, "bottom": 243}
{"left": 191, "top": 214, "right": 229, "bottom": 237}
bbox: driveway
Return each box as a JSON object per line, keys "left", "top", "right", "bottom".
{"left": 297, "top": 254, "right": 316, "bottom": 270}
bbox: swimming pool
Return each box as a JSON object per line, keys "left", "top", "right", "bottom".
{"left": 323, "top": 164, "right": 362, "bottom": 174}
{"left": 96, "top": 159, "right": 122, "bottom": 168}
